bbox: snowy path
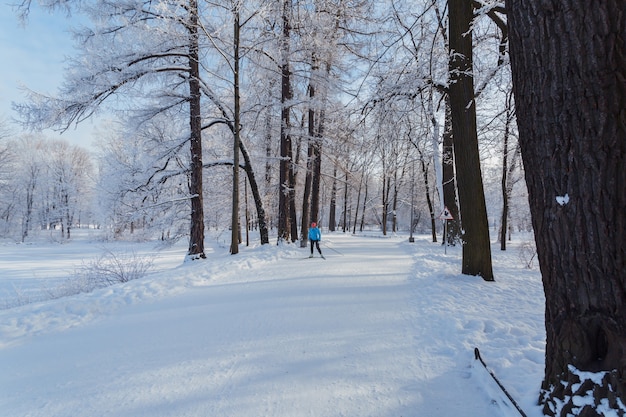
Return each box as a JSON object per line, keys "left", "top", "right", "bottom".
{"left": 0, "top": 234, "right": 544, "bottom": 416}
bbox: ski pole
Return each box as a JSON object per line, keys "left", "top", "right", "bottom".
{"left": 474, "top": 348, "right": 527, "bottom": 417}
{"left": 321, "top": 242, "right": 344, "bottom": 255}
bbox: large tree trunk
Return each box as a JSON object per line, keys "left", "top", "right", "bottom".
{"left": 277, "top": 0, "right": 292, "bottom": 243}
{"left": 186, "top": 0, "right": 205, "bottom": 260}
{"left": 264, "top": 80, "right": 274, "bottom": 231}
{"left": 448, "top": 0, "right": 493, "bottom": 280}
{"left": 230, "top": 8, "right": 241, "bottom": 255}
{"left": 507, "top": 0, "right": 626, "bottom": 414}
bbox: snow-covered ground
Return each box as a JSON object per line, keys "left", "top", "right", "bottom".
{"left": 0, "top": 231, "right": 546, "bottom": 416}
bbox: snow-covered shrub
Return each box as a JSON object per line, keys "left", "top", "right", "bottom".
{"left": 76, "top": 249, "right": 154, "bottom": 288}
{"left": 518, "top": 240, "right": 537, "bottom": 269}
{"left": 46, "top": 274, "right": 99, "bottom": 299}
{"left": 0, "top": 249, "right": 154, "bottom": 310}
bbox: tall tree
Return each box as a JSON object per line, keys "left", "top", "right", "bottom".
{"left": 415, "top": 146, "right": 437, "bottom": 242}
{"left": 328, "top": 164, "right": 338, "bottom": 231}
{"left": 441, "top": 98, "right": 461, "bottom": 244}
{"left": 499, "top": 89, "right": 520, "bottom": 251}
{"left": 277, "top": 0, "right": 294, "bottom": 243}
{"left": 507, "top": 0, "right": 626, "bottom": 414}
{"left": 300, "top": 69, "right": 317, "bottom": 247}
{"left": 230, "top": 1, "right": 241, "bottom": 255}
{"left": 0, "top": 137, "right": 15, "bottom": 237}
{"left": 448, "top": 0, "right": 493, "bottom": 281}
{"left": 430, "top": 1, "right": 461, "bottom": 246}
{"left": 14, "top": 0, "right": 208, "bottom": 259}
{"left": 310, "top": 118, "right": 323, "bottom": 227}
{"left": 14, "top": 136, "right": 41, "bottom": 242}
{"left": 186, "top": 0, "right": 206, "bottom": 259}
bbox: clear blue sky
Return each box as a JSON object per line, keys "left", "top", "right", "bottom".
{"left": 0, "top": 2, "right": 96, "bottom": 148}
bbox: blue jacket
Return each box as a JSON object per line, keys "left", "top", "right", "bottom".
{"left": 308, "top": 227, "right": 321, "bottom": 241}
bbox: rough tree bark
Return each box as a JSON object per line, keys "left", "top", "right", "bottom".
{"left": 448, "top": 0, "right": 493, "bottom": 280}
{"left": 186, "top": 0, "right": 205, "bottom": 260}
{"left": 264, "top": 80, "right": 274, "bottom": 229}
{"left": 277, "top": 0, "right": 293, "bottom": 243}
{"left": 230, "top": 5, "right": 241, "bottom": 255}
{"left": 507, "top": 0, "right": 626, "bottom": 414}
{"left": 442, "top": 98, "right": 461, "bottom": 245}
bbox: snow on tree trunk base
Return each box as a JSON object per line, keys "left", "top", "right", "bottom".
{"left": 185, "top": 252, "right": 206, "bottom": 261}
{"left": 540, "top": 366, "right": 625, "bottom": 417}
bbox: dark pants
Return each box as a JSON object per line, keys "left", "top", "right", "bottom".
{"left": 310, "top": 240, "right": 322, "bottom": 255}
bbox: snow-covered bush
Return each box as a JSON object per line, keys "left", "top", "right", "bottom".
{"left": 518, "top": 240, "right": 537, "bottom": 269}
{"left": 75, "top": 250, "right": 154, "bottom": 288}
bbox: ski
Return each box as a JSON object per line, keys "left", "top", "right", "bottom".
{"left": 474, "top": 348, "right": 527, "bottom": 417}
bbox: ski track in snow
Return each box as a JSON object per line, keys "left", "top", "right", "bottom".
{"left": 0, "top": 233, "right": 546, "bottom": 416}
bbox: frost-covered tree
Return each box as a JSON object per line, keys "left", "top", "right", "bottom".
{"left": 203, "top": 0, "right": 271, "bottom": 252}
{"left": 10, "top": 0, "right": 527, "bottom": 249}
{"left": 94, "top": 120, "right": 189, "bottom": 240}
{"left": 40, "top": 140, "right": 93, "bottom": 239}
{"left": 1, "top": 136, "right": 93, "bottom": 241}
{"left": 275, "top": 0, "right": 295, "bottom": 244}
{"left": 296, "top": 0, "right": 372, "bottom": 244}
{"left": 0, "top": 131, "right": 16, "bottom": 237}
{"left": 14, "top": 0, "right": 208, "bottom": 258}
{"left": 14, "top": 136, "right": 43, "bottom": 242}
{"left": 0, "top": 135, "right": 43, "bottom": 240}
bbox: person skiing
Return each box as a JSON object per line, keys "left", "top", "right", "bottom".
{"left": 308, "top": 222, "right": 324, "bottom": 258}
